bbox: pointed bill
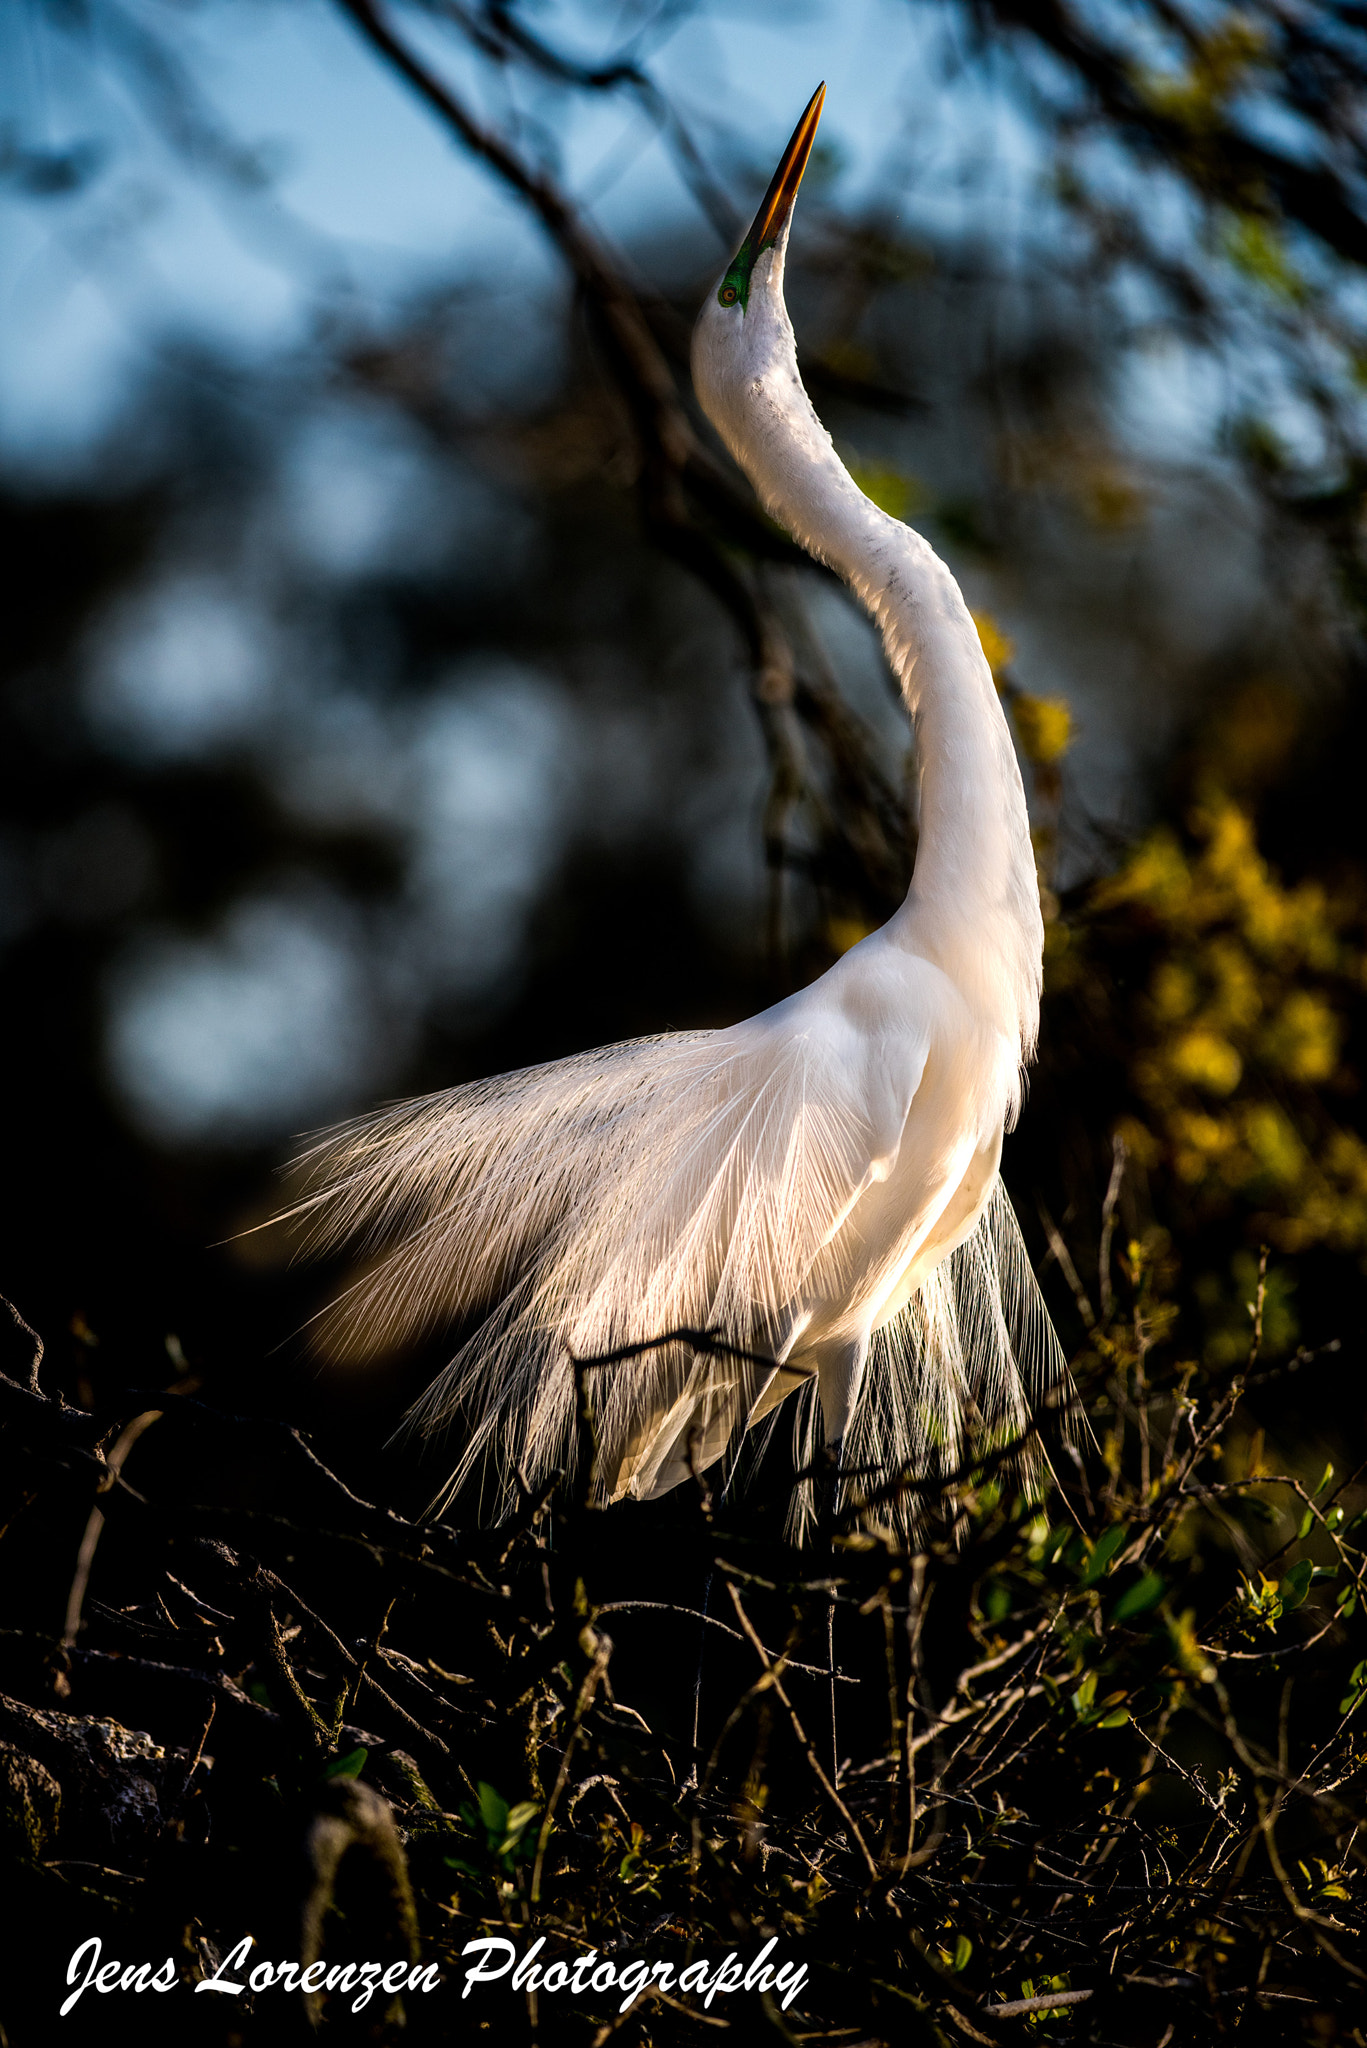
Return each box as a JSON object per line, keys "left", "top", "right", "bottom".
{"left": 746, "top": 82, "right": 826, "bottom": 256}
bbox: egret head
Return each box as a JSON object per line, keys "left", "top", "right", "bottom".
{"left": 692, "top": 84, "right": 825, "bottom": 448}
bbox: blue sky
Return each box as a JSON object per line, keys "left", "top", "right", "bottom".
{"left": 1, "top": 0, "right": 1041, "bottom": 465}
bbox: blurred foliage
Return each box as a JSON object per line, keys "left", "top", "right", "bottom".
{"left": 1095, "top": 789, "right": 1366, "bottom": 1255}
{"left": 1026, "top": 679, "right": 1367, "bottom": 1380}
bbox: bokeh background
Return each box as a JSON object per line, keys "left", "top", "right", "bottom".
{"left": 4, "top": 0, "right": 1366, "bottom": 1480}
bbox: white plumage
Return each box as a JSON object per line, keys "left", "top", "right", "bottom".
{"left": 286, "top": 87, "right": 1074, "bottom": 1537}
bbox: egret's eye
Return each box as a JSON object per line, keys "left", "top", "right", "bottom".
{"left": 718, "top": 284, "right": 739, "bottom": 306}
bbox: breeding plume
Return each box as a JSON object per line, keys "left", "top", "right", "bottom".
{"left": 290, "top": 86, "right": 1072, "bottom": 1535}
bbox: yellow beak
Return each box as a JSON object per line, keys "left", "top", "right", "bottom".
{"left": 745, "top": 83, "right": 826, "bottom": 257}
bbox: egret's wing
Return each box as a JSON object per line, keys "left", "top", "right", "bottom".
{"left": 285, "top": 956, "right": 937, "bottom": 1513}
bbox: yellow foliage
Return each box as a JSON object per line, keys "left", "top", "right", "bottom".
{"left": 1086, "top": 779, "right": 1367, "bottom": 1260}
{"left": 1012, "top": 693, "right": 1074, "bottom": 765}
{"left": 1325, "top": 1128, "right": 1367, "bottom": 1196}
{"left": 1139, "top": 12, "right": 1269, "bottom": 134}
{"left": 1114, "top": 1115, "right": 1161, "bottom": 1169}
{"left": 844, "top": 455, "right": 923, "bottom": 523}
{"left": 1169, "top": 1109, "right": 1235, "bottom": 1184}
{"left": 1204, "top": 938, "right": 1261, "bottom": 1031}
{"left": 1208, "top": 680, "right": 1301, "bottom": 789}
{"left": 1262, "top": 990, "right": 1340, "bottom": 1082}
{"left": 828, "top": 916, "right": 875, "bottom": 955}
{"left": 1169, "top": 1029, "right": 1243, "bottom": 1096}
{"left": 1151, "top": 960, "right": 1198, "bottom": 1020}
{"left": 1100, "top": 827, "right": 1191, "bottom": 920}
{"left": 1220, "top": 215, "right": 1307, "bottom": 303}
{"left": 971, "top": 610, "right": 1015, "bottom": 677}
{"left": 964, "top": 612, "right": 1075, "bottom": 774}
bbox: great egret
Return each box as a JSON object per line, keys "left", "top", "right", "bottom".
{"left": 289, "top": 84, "right": 1072, "bottom": 1538}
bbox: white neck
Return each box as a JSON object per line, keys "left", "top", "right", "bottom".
{"left": 693, "top": 247, "right": 1043, "bottom": 1064}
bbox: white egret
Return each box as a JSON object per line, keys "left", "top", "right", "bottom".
{"left": 289, "top": 85, "right": 1073, "bottom": 1537}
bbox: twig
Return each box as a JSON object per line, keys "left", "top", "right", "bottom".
{"left": 721, "top": 1574, "right": 880, "bottom": 1881}
{"left": 0, "top": 1295, "right": 44, "bottom": 1394}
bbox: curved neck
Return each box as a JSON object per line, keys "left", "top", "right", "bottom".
{"left": 696, "top": 275, "right": 1043, "bottom": 1058}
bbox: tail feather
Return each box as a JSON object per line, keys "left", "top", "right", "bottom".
{"left": 836, "top": 1179, "right": 1080, "bottom": 1539}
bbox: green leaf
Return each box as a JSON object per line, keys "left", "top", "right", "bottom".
{"left": 1315, "top": 1462, "right": 1335, "bottom": 1496}
{"left": 1279, "top": 1560, "right": 1313, "bottom": 1611}
{"left": 1097, "top": 1709, "right": 1131, "bottom": 1729}
{"left": 982, "top": 1580, "right": 1012, "bottom": 1622}
{"left": 325, "top": 1747, "right": 368, "bottom": 1780}
{"left": 499, "top": 1801, "right": 540, "bottom": 1862}
{"left": 1071, "top": 1672, "right": 1097, "bottom": 1716}
{"left": 1298, "top": 1508, "right": 1315, "bottom": 1540}
{"left": 476, "top": 1782, "right": 509, "bottom": 1838}
{"left": 1110, "top": 1572, "right": 1166, "bottom": 1624}
{"left": 953, "top": 1934, "right": 972, "bottom": 1973}
{"left": 1336, "top": 1587, "right": 1357, "bottom": 1616}
{"left": 1079, "top": 1525, "right": 1128, "bottom": 1586}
